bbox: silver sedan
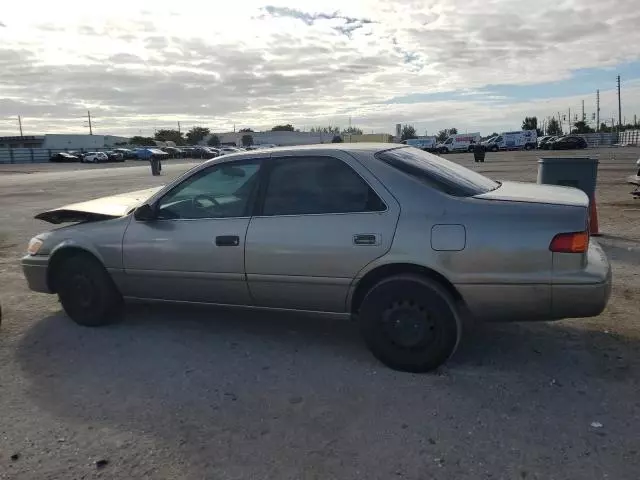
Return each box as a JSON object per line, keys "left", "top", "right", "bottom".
{"left": 22, "top": 144, "right": 612, "bottom": 372}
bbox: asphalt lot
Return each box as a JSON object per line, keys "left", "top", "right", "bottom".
{"left": 1, "top": 149, "right": 639, "bottom": 479}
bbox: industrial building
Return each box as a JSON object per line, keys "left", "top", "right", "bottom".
{"left": 205, "top": 131, "right": 394, "bottom": 147}
{"left": 0, "top": 134, "right": 130, "bottom": 150}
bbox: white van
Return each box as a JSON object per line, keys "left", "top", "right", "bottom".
{"left": 436, "top": 133, "right": 481, "bottom": 153}
{"left": 482, "top": 130, "right": 537, "bottom": 152}
{"left": 403, "top": 137, "right": 437, "bottom": 151}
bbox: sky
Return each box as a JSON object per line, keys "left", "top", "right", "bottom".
{"left": 1, "top": 0, "right": 640, "bottom": 137}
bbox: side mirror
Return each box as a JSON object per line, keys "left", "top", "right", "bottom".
{"left": 134, "top": 203, "right": 156, "bottom": 221}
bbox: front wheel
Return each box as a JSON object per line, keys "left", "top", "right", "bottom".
{"left": 54, "top": 254, "right": 123, "bottom": 327}
{"left": 491, "top": 146, "right": 499, "bottom": 152}
{"left": 359, "top": 274, "right": 462, "bottom": 372}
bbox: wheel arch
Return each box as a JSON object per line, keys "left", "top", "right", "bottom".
{"left": 47, "top": 245, "right": 105, "bottom": 293}
{"left": 349, "top": 263, "right": 464, "bottom": 315}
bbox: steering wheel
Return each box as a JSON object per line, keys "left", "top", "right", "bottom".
{"left": 192, "top": 194, "right": 220, "bottom": 210}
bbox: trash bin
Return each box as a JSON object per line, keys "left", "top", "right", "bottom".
{"left": 473, "top": 144, "right": 485, "bottom": 163}
{"left": 537, "top": 156, "right": 600, "bottom": 234}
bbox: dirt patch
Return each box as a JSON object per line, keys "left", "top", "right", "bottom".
{"left": 0, "top": 232, "right": 18, "bottom": 257}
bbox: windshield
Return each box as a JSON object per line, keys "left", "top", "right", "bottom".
{"left": 375, "top": 146, "right": 500, "bottom": 197}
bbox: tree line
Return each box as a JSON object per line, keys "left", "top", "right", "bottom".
{"left": 127, "top": 116, "right": 640, "bottom": 148}
{"left": 128, "top": 123, "right": 368, "bottom": 147}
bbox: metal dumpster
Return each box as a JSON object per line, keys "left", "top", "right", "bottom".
{"left": 537, "top": 156, "right": 600, "bottom": 234}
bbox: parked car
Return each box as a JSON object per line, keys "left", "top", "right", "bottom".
{"left": 21, "top": 144, "right": 611, "bottom": 372}
{"left": 81, "top": 152, "right": 109, "bottom": 163}
{"left": 537, "top": 136, "right": 550, "bottom": 148}
{"left": 49, "top": 152, "right": 80, "bottom": 162}
{"left": 548, "top": 136, "right": 588, "bottom": 150}
{"left": 135, "top": 148, "right": 169, "bottom": 161}
{"left": 113, "top": 148, "right": 138, "bottom": 160}
{"left": 192, "top": 147, "right": 218, "bottom": 159}
{"left": 106, "top": 151, "right": 125, "bottom": 162}
{"left": 161, "top": 146, "right": 184, "bottom": 158}
{"left": 218, "top": 147, "right": 242, "bottom": 156}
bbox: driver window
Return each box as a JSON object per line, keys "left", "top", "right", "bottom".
{"left": 157, "top": 161, "right": 260, "bottom": 219}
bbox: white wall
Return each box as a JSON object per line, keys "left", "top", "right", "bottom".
{"left": 41, "top": 134, "right": 130, "bottom": 149}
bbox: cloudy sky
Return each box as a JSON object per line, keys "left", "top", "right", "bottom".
{"left": 1, "top": 0, "right": 639, "bottom": 137}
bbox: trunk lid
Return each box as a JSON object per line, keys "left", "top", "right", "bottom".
{"left": 35, "top": 186, "right": 163, "bottom": 224}
{"left": 474, "top": 181, "right": 589, "bottom": 207}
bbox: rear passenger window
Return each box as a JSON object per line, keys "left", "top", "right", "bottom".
{"left": 262, "top": 157, "right": 386, "bottom": 216}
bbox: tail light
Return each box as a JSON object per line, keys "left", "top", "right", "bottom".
{"left": 549, "top": 231, "right": 589, "bottom": 253}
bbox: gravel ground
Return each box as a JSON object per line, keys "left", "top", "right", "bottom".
{"left": 1, "top": 150, "right": 639, "bottom": 479}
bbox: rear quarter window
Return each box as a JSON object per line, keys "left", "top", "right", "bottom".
{"left": 375, "top": 146, "right": 500, "bottom": 197}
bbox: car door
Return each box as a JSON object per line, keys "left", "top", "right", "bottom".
{"left": 122, "top": 158, "right": 262, "bottom": 304}
{"left": 244, "top": 152, "right": 400, "bottom": 313}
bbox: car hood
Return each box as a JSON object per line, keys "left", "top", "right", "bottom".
{"left": 35, "top": 186, "right": 163, "bottom": 224}
{"left": 473, "top": 181, "right": 589, "bottom": 207}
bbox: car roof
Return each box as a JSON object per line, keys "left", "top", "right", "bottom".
{"left": 205, "top": 142, "right": 400, "bottom": 162}
{"left": 197, "top": 142, "right": 403, "bottom": 167}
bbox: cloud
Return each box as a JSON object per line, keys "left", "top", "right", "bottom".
{"left": 0, "top": 0, "right": 639, "bottom": 136}
{"left": 262, "top": 6, "right": 373, "bottom": 27}
{"left": 0, "top": 21, "right": 6, "bottom": 27}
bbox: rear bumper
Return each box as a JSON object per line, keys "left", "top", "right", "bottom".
{"left": 455, "top": 242, "right": 612, "bottom": 323}
{"left": 21, "top": 255, "right": 51, "bottom": 293}
{"left": 550, "top": 241, "right": 612, "bottom": 319}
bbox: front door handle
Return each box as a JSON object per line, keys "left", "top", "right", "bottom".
{"left": 353, "top": 234, "right": 379, "bottom": 246}
{"left": 215, "top": 235, "right": 240, "bottom": 247}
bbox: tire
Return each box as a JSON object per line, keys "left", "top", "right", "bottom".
{"left": 491, "top": 146, "right": 499, "bottom": 152}
{"left": 359, "top": 274, "right": 462, "bottom": 373}
{"left": 524, "top": 144, "right": 532, "bottom": 151}
{"left": 53, "top": 253, "right": 123, "bottom": 327}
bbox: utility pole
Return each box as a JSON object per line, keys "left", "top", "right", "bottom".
{"left": 568, "top": 108, "right": 571, "bottom": 134}
{"left": 596, "top": 90, "right": 600, "bottom": 132}
{"left": 86, "top": 110, "right": 93, "bottom": 135}
{"left": 177, "top": 121, "right": 181, "bottom": 135}
{"left": 18, "top": 116, "right": 23, "bottom": 137}
{"left": 617, "top": 75, "right": 622, "bottom": 130}
{"left": 581, "top": 100, "right": 585, "bottom": 122}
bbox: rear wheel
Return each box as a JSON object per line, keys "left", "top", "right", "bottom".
{"left": 53, "top": 253, "right": 123, "bottom": 327}
{"left": 359, "top": 274, "right": 461, "bottom": 372}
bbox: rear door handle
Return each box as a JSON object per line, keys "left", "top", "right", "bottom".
{"left": 215, "top": 235, "right": 240, "bottom": 247}
{"left": 353, "top": 234, "right": 379, "bottom": 246}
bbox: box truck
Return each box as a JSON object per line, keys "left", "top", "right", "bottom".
{"left": 482, "top": 130, "right": 538, "bottom": 152}
{"left": 435, "top": 133, "right": 481, "bottom": 153}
